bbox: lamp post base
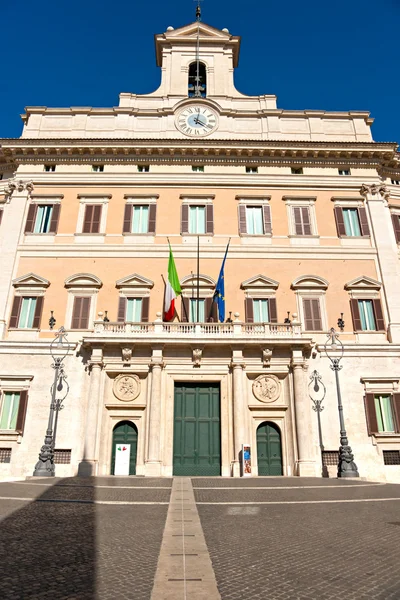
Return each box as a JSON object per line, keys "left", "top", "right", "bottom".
{"left": 33, "top": 460, "right": 55, "bottom": 477}
{"left": 337, "top": 444, "right": 359, "bottom": 478}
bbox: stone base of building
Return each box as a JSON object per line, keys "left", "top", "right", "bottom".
{"left": 297, "top": 461, "right": 317, "bottom": 477}
{"left": 78, "top": 460, "right": 98, "bottom": 477}
{"left": 145, "top": 460, "right": 162, "bottom": 477}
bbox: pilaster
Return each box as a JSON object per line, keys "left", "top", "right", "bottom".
{"left": 292, "top": 350, "right": 316, "bottom": 477}
{"left": 231, "top": 348, "right": 246, "bottom": 477}
{"left": 145, "top": 346, "right": 164, "bottom": 477}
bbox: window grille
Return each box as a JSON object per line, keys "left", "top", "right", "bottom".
{"left": 54, "top": 449, "right": 72, "bottom": 464}
{"left": 0, "top": 448, "right": 12, "bottom": 463}
{"left": 383, "top": 450, "right": 400, "bottom": 466}
{"left": 322, "top": 451, "right": 339, "bottom": 466}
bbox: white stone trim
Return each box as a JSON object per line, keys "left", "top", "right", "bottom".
{"left": 291, "top": 275, "right": 329, "bottom": 291}
{"left": 76, "top": 195, "right": 109, "bottom": 234}
{"left": 283, "top": 197, "right": 319, "bottom": 238}
{"left": 331, "top": 196, "right": 365, "bottom": 208}
{"left": 116, "top": 273, "right": 154, "bottom": 297}
{"left": 345, "top": 276, "right": 381, "bottom": 299}
{"left": 295, "top": 291, "right": 328, "bottom": 332}
{"left": 29, "top": 195, "right": 62, "bottom": 204}
{"left": 124, "top": 195, "right": 158, "bottom": 204}
{"left": 180, "top": 274, "right": 215, "bottom": 298}
{"left": 241, "top": 275, "right": 279, "bottom": 298}
{"left": 360, "top": 377, "right": 400, "bottom": 394}
{"left": 65, "top": 291, "right": 99, "bottom": 331}
{"left": 12, "top": 273, "right": 50, "bottom": 297}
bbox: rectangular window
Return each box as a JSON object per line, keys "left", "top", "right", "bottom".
{"left": 0, "top": 392, "right": 20, "bottom": 430}
{"left": 338, "top": 169, "right": 351, "bottom": 176}
{"left": 291, "top": 167, "right": 303, "bottom": 175}
{"left": 18, "top": 298, "right": 37, "bottom": 329}
{"left": 137, "top": 165, "right": 150, "bottom": 173}
{"left": 0, "top": 448, "right": 11, "bottom": 463}
{"left": 245, "top": 207, "right": 264, "bottom": 235}
{"left": 33, "top": 205, "right": 53, "bottom": 233}
{"left": 192, "top": 166, "right": 204, "bottom": 172}
{"left": 92, "top": 165, "right": 104, "bottom": 172}
{"left": 189, "top": 206, "right": 206, "bottom": 234}
{"left": 302, "top": 298, "right": 323, "bottom": 331}
{"left": 245, "top": 166, "right": 258, "bottom": 173}
{"left": 391, "top": 180, "right": 400, "bottom": 185}
{"left": 392, "top": 214, "right": 400, "bottom": 243}
{"left": 126, "top": 298, "right": 143, "bottom": 322}
{"left": 383, "top": 451, "right": 400, "bottom": 465}
{"left": 189, "top": 299, "right": 205, "bottom": 322}
{"left": 358, "top": 300, "right": 376, "bottom": 331}
{"left": 374, "top": 395, "right": 395, "bottom": 433}
{"left": 322, "top": 451, "right": 339, "bottom": 467}
{"left": 71, "top": 297, "right": 91, "bottom": 329}
{"left": 0, "top": 209, "right": 3, "bottom": 226}
{"left": 253, "top": 299, "right": 270, "bottom": 323}
{"left": 343, "top": 208, "right": 361, "bottom": 236}
{"left": 292, "top": 206, "right": 312, "bottom": 235}
{"left": 132, "top": 205, "right": 149, "bottom": 233}
{"left": 44, "top": 165, "right": 56, "bottom": 172}
{"left": 82, "top": 204, "right": 102, "bottom": 234}
{"left": 54, "top": 449, "right": 72, "bottom": 464}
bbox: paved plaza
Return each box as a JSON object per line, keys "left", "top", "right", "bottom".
{"left": 0, "top": 477, "right": 400, "bottom": 599}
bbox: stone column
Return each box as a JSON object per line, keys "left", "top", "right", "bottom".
{"left": 145, "top": 347, "right": 164, "bottom": 476}
{"left": 0, "top": 179, "right": 34, "bottom": 338}
{"left": 231, "top": 349, "right": 246, "bottom": 477}
{"left": 292, "top": 352, "right": 316, "bottom": 476}
{"left": 78, "top": 347, "right": 103, "bottom": 476}
{"left": 361, "top": 183, "right": 400, "bottom": 343}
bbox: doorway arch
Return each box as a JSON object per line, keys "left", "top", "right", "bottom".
{"left": 256, "top": 421, "right": 283, "bottom": 476}
{"left": 111, "top": 421, "right": 138, "bottom": 475}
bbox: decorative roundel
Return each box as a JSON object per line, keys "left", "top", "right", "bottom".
{"left": 252, "top": 374, "right": 281, "bottom": 403}
{"left": 175, "top": 104, "right": 219, "bottom": 137}
{"left": 113, "top": 374, "right": 140, "bottom": 402}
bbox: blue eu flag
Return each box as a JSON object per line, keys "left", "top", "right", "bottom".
{"left": 214, "top": 241, "right": 230, "bottom": 322}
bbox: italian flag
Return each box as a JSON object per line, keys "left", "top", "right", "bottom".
{"left": 164, "top": 243, "right": 181, "bottom": 321}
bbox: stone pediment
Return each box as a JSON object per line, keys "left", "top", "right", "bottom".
{"left": 241, "top": 275, "right": 279, "bottom": 290}
{"left": 64, "top": 273, "right": 102, "bottom": 289}
{"left": 181, "top": 274, "right": 216, "bottom": 288}
{"left": 163, "top": 22, "right": 232, "bottom": 40}
{"left": 116, "top": 274, "right": 154, "bottom": 289}
{"left": 12, "top": 273, "right": 50, "bottom": 289}
{"left": 291, "top": 275, "right": 329, "bottom": 290}
{"left": 344, "top": 276, "right": 381, "bottom": 291}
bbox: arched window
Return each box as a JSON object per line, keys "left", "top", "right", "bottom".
{"left": 188, "top": 62, "right": 207, "bottom": 98}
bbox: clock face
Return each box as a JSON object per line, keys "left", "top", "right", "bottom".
{"left": 176, "top": 105, "right": 218, "bottom": 137}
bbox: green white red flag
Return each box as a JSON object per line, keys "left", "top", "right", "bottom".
{"left": 164, "top": 243, "right": 181, "bottom": 321}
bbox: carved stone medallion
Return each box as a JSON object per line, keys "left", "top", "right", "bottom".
{"left": 252, "top": 374, "right": 281, "bottom": 403}
{"left": 113, "top": 374, "right": 140, "bottom": 402}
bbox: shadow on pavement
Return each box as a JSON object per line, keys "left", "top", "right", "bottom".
{"left": 0, "top": 477, "right": 96, "bottom": 600}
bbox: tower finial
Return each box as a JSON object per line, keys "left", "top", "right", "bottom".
{"left": 194, "top": 0, "right": 202, "bottom": 22}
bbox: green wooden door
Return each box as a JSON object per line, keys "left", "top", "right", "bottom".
{"left": 173, "top": 383, "right": 221, "bottom": 476}
{"left": 111, "top": 421, "right": 138, "bottom": 475}
{"left": 257, "top": 422, "right": 283, "bottom": 476}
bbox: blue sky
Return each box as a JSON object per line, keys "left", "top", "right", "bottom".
{"left": 2, "top": 0, "right": 399, "bottom": 143}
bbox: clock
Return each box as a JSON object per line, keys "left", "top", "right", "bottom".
{"left": 175, "top": 105, "right": 219, "bottom": 137}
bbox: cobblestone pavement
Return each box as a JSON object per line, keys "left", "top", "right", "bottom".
{"left": 0, "top": 477, "right": 171, "bottom": 600}
{"left": 194, "top": 477, "right": 400, "bottom": 600}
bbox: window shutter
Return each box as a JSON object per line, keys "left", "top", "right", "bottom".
{"left": 83, "top": 205, "right": 93, "bottom": 233}
{"left": 391, "top": 214, "right": 400, "bottom": 243}
{"left": 293, "top": 207, "right": 303, "bottom": 235}
{"left": 80, "top": 297, "right": 91, "bottom": 329}
{"left": 15, "top": 391, "right": 28, "bottom": 435}
{"left": 32, "top": 296, "right": 44, "bottom": 329}
{"left": 268, "top": 298, "right": 278, "bottom": 323}
{"left": 245, "top": 298, "right": 254, "bottom": 323}
{"left": 0, "top": 209, "right": 3, "bottom": 226}
{"left": 372, "top": 299, "right": 385, "bottom": 331}
{"left": 334, "top": 207, "right": 346, "bottom": 237}
{"left": 148, "top": 204, "right": 157, "bottom": 234}
{"left": 358, "top": 207, "right": 370, "bottom": 237}
{"left": 72, "top": 297, "right": 82, "bottom": 329}
{"left": 205, "top": 297, "right": 215, "bottom": 322}
{"left": 364, "top": 393, "right": 378, "bottom": 435}
{"left": 238, "top": 205, "right": 247, "bottom": 234}
{"left": 72, "top": 297, "right": 91, "bottom": 329}
{"left": 141, "top": 297, "right": 150, "bottom": 322}
{"left": 392, "top": 393, "right": 400, "bottom": 433}
{"left": 181, "top": 204, "right": 189, "bottom": 234}
{"left": 25, "top": 204, "right": 37, "bottom": 234}
{"left": 303, "top": 299, "right": 314, "bottom": 331}
{"left": 206, "top": 204, "right": 214, "bottom": 234}
{"left": 301, "top": 207, "right": 312, "bottom": 235}
{"left": 117, "top": 297, "right": 126, "bottom": 322}
{"left": 92, "top": 205, "right": 102, "bottom": 234}
{"left": 49, "top": 204, "right": 61, "bottom": 233}
{"left": 181, "top": 297, "right": 189, "bottom": 322}
{"left": 9, "top": 296, "right": 22, "bottom": 328}
{"left": 262, "top": 205, "right": 272, "bottom": 235}
{"left": 350, "top": 299, "right": 362, "bottom": 331}
{"left": 311, "top": 298, "right": 322, "bottom": 331}
{"left": 123, "top": 204, "right": 133, "bottom": 233}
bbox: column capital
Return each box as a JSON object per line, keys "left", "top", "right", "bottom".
{"left": 230, "top": 361, "right": 246, "bottom": 370}
{"left": 4, "top": 178, "right": 34, "bottom": 202}
{"left": 360, "top": 183, "right": 390, "bottom": 202}
{"left": 150, "top": 360, "right": 165, "bottom": 370}
{"left": 89, "top": 360, "right": 104, "bottom": 371}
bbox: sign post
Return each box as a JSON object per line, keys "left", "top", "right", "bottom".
{"left": 114, "top": 443, "right": 131, "bottom": 475}
{"left": 241, "top": 444, "right": 252, "bottom": 476}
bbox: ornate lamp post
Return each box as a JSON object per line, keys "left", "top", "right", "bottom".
{"left": 33, "top": 327, "right": 71, "bottom": 477}
{"left": 309, "top": 370, "right": 327, "bottom": 476}
{"left": 324, "top": 328, "right": 359, "bottom": 478}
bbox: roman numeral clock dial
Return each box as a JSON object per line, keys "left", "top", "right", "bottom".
{"left": 175, "top": 105, "right": 219, "bottom": 137}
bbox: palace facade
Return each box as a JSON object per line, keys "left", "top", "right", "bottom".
{"left": 1, "top": 21, "right": 400, "bottom": 481}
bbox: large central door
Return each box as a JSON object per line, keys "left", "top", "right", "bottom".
{"left": 173, "top": 383, "right": 221, "bottom": 476}
{"left": 257, "top": 421, "right": 283, "bottom": 476}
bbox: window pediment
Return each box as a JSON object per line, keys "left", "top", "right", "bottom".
{"left": 291, "top": 275, "right": 329, "bottom": 291}
{"left": 64, "top": 273, "right": 102, "bottom": 289}
{"left": 180, "top": 274, "right": 215, "bottom": 297}
{"left": 116, "top": 274, "right": 154, "bottom": 289}
{"left": 241, "top": 275, "right": 279, "bottom": 291}
{"left": 12, "top": 273, "right": 50, "bottom": 289}
{"left": 344, "top": 276, "right": 381, "bottom": 291}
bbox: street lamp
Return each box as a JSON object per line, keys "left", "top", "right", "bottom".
{"left": 324, "top": 327, "right": 359, "bottom": 478}
{"left": 33, "top": 327, "right": 71, "bottom": 477}
{"left": 309, "top": 370, "right": 327, "bottom": 476}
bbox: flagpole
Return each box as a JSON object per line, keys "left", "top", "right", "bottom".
{"left": 197, "top": 234, "right": 200, "bottom": 322}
